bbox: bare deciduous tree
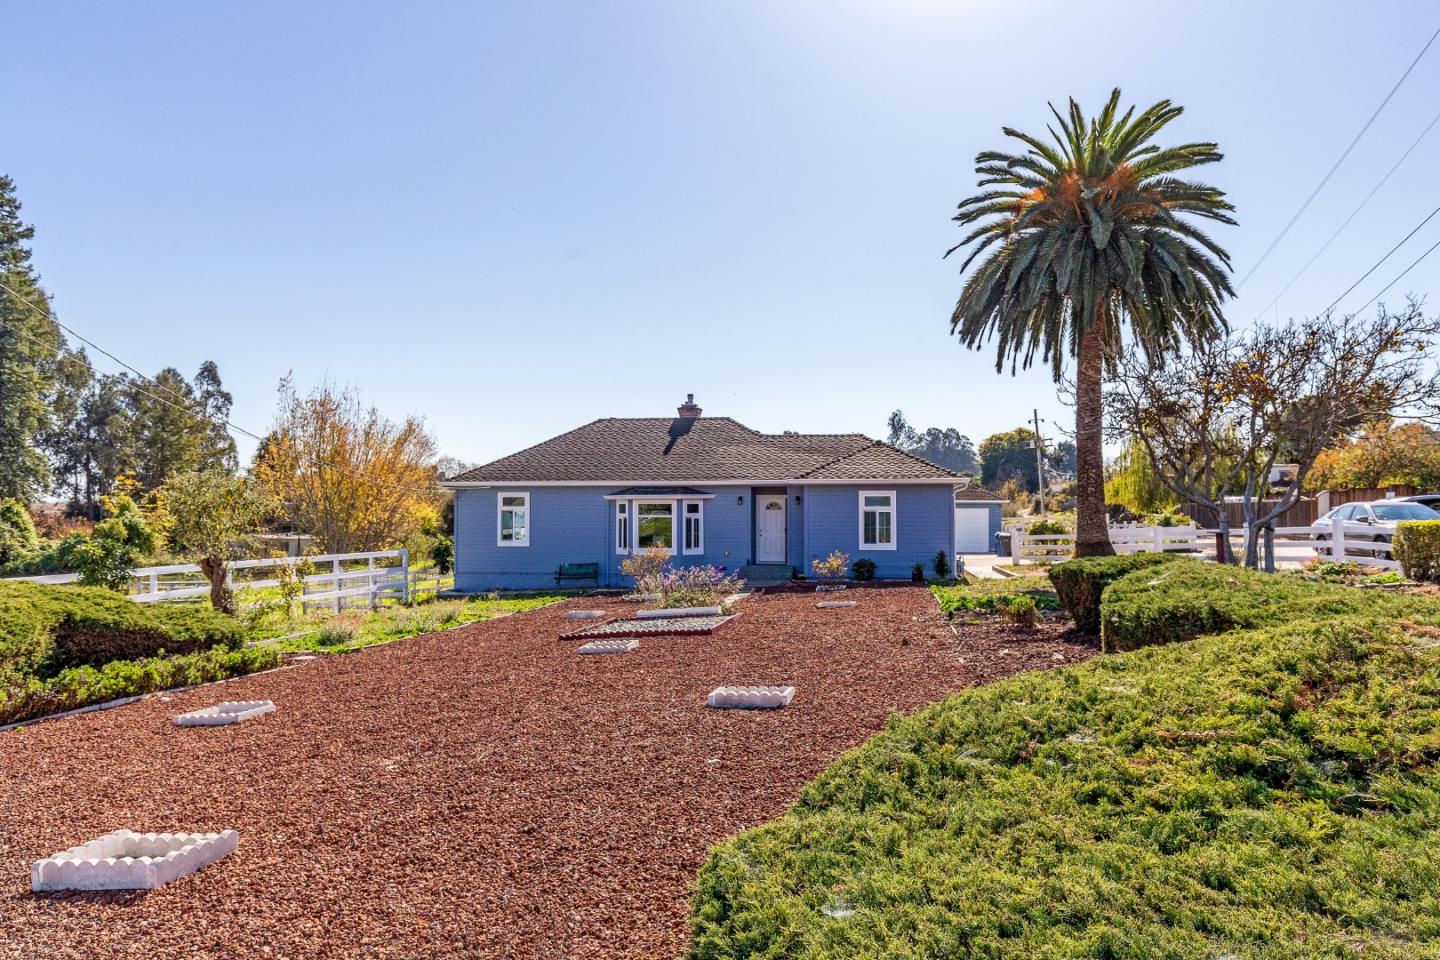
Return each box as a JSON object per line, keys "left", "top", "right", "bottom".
{"left": 1108, "top": 301, "right": 1440, "bottom": 567}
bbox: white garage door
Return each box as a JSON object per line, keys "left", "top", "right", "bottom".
{"left": 954, "top": 505, "right": 991, "bottom": 553}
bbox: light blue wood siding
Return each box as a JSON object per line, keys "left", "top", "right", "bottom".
{"left": 799, "top": 484, "right": 955, "bottom": 580}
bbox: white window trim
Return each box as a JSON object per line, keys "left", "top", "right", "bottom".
{"left": 497, "top": 491, "right": 531, "bottom": 546}
{"left": 858, "top": 489, "right": 897, "bottom": 551}
{"left": 634, "top": 499, "right": 677, "bottom": 556}
{"left": 683, "top": 500, "right": 704, "bottom": 555}
{"left": 615, "top": 500, "right": 631, "bottom": 555}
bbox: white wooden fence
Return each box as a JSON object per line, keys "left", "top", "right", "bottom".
{"left": 1010, "top": 524, "right": 1203, "bottom": 564}
{"left": 1008, "top": 518, "right": 1400, "bottom": 570}
{"left": 12, "top": 550, "right": 414, "bottom": 611}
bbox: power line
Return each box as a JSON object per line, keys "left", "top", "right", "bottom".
{"left": 1250, "top": 105, "right": 1440, "bottom": 320}
{"left": 1236, "top": 23, "right": 1440, "bottom": 291}
{"left": 1348, "top": 232, "right": 1440, "bottom": 316}
{"left": 0, "top": 277, "right": 443, "bottom": 496}
{"left": 1321, "top": 201, "right": 1440, "bottom": 314}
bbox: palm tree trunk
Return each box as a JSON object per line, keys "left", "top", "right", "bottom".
{"left": 1074, "top": 320, "right": 1115, "bottom": 558}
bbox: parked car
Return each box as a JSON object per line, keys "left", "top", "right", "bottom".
{"left": 1399, "top": 493, "right": 1440, "bottom": 510}
{"left": 1312, "top": 499, "right": 1440, "bottom": 553}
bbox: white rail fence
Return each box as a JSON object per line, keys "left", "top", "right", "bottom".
{"left": 12, "top": 550, "right": 418, "bottom": 611}
{"left": 1010, "top": 524, "right": 1204, "bottom": 564}
{"left": 1007, "top": 518, "right": 1400, "bottom": 571}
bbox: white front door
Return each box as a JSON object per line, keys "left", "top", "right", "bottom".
{"left": 756, "top": 495, "right": 787, "bottom": 563}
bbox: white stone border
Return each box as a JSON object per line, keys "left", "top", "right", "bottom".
{"left": 707, "top": 686, "right": 795, "bottom": 709}
{"left": 31, "top": 829, "right": 239, "bottom": 891}
{"left": 563, "top": 610, "right": 607, "bottom": 620}
{"left": 636, "top": 605, "right": 723, "bottom": 619}
{"left": 816, "top": 600, "right": 857, "bottom": 609}
{"left": 577, "top": 638, "right": 639, "bottom": 655}
{"left": 173, "top": 700, "right": 276, "bottom": 727}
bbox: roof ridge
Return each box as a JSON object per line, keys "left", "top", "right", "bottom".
{"left": 873, "top": 441, "right": 964, "bottom": 478}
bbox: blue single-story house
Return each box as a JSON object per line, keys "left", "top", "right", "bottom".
{"left": 440, "top": 396, "right": 1002, "bottom": 591}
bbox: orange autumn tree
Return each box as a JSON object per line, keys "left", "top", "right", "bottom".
{"left": 1308, "top": 421, "right": 1440, "bottom": 493}
{"left": 253, "top": 380, "right": 441, "bottom": 553}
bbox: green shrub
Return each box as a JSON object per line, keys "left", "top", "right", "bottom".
{"left": 689, "top": 615, "right": 1440, "bottom": 957}
{"left": 998, "top": 593, "right": 1038, "bottom": 627}
{"left": 0, "top": 580, "right": 244, "bottom": 676}
{"left": 931, "top": 580, "right": 1060, "bottom": 617}
{"left": 932, "top": 550, "right": 951, "bottom": 579}
{"left": 0, "top": 644, "right": 280, "bottom": 726}
{"left": 1048, "top": 552, "right": 1177, "bottom": 634}
{"left": 1097, "top": 558, "right": 1440, "bottom": 653}
{"left": 1027, "top": 518, "right": 1069, "bottom": 536}
{"left": 315, "top": 618, "right": 361, "bottom": 647}
{"left": 0, "top": 498, "right": 38, "bottom": 565}
{"left": 1393, "top": 520, "right": 1440, "bottom": 582}
{"left": 851, "top": 558, "right": 876, "bottom": 581}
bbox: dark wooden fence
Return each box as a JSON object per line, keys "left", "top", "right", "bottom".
{"left": 1322, "top": 485, "right": 1420, "bottom": 508}
{"left": 1178, "top": 498, "right": 1318, "bottom": 528}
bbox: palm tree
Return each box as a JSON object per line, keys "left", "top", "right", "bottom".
{"left": 947, "top": 89, "right": 1235, "bottom": 556}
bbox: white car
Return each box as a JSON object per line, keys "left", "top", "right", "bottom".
{"left": 1312, "top": 499, "right": 1440, "bottom": 553}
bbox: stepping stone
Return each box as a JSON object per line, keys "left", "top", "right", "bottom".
{"left": 173, "top": 700, "right": 275, "bottom": 727}
{"left": 815, "top": 584, "right": 848, "bottom": 593}
{"left": 816, "top": 600, "right": 857, "bottom": 609}
{"left": 577, "top": 638, "right": 638, "bottom": 655}
{"left": 31, "top": 829, "right": 239, "bottom": 891}
{"left": 635, "top": 606, "right": 722, "bottom": 619}
{"left": 562, "top": 610, "right": 607, "bottom": 620}
{"left": 707, "top": 686, "right": 795, "bottom": 709}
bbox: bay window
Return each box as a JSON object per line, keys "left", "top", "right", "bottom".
{"left": 615, "top": 501, "right": 630, "bottom": 553}
{"left": 636, "top": 501, "right": 675, "bottom": 553}
{"left": 683, "top": 501, "right": 704, "bottom": 554}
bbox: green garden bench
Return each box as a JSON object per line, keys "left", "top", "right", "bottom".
{"left": 555, "top": 562, "right": 600, "bottom": 587}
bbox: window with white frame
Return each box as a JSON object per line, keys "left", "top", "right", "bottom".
{"left": 615, "top": 501, "right": 630, "bottom": 553}
{"left": 683, "top": 501, "right": 704, "bottom": 554}
{"left": 859, "top": 490, "right": 896, "bottom": 550}
{"left": 636, "top": 501, "right": 675, "bottom": 552}
{"left": 497, "top": 492, "right": 530, "bottom": 546}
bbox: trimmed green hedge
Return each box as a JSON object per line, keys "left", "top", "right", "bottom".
{"left": 0, "top": 580, "right": 245, "bottom": 676}
{"left": 1096, "top": 559, "right": 1439, "bottom": 653}
{"left": 1048, "top": 552, "right": 1177, "bottom": 634}
{"left": 0, "top": 644, "right": 280, "bottom": 726}
{"left": 689, "top": 614, "right": 1440, "bottom": 957}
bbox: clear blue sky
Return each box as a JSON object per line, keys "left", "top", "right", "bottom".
{"left": 8, "top": 1, "right": 1440, "bottom": 466}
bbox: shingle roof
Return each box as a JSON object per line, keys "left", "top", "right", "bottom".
{"left": 443, "top": 417, "right": 964, "bottom": 484}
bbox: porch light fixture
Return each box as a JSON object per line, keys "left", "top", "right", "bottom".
{"left": 737, "top": 495, "right": 744, "bottom": 505}
{"left": 794, "top": 495, "right": 802, "bottom": 505}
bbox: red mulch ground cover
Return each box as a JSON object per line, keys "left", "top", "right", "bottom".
{"left": 0, "top": 587, "right": 1095, "bottom": 960}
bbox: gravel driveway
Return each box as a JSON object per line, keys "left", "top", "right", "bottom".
{"left": 0, "top": 587, "right": 1095, "bottom": 959}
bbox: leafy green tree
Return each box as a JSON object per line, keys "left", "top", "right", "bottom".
{"left": 885, "top": 410, "right": 979, "bottom": 474}
{"left": 162, "top": 469, "right": 275, "bottom": 613}
{"left": 0, "top": 174, "right": 62, "bottom": 501}
{"left": 0, "top": 497, "right": 38, "bottom": 565}
{"left": 946, "top": 89, "right": 1235, "bottom": 556}
{"left": 979, "top": 428, "right": 1041, "bottom": 492}
{"left": 74, "top": 490, "right": 160, "bottom": 591}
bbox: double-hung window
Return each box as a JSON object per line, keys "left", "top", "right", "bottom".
{"left": 636, "top": 501, "right": 675, "bottom": 553}
{"left": 683, "top": 501, "right": 704, "bottom": 554}
{"left": 859, "top": 490, "right": 896, "bottom": 550}
{"left": 497, "top": 492, "right": 530, "bottom": 546}
{"left": 615, "top": 501, "right": 630, "bottom": 553}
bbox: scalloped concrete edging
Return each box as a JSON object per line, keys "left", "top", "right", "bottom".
{"left": 816, "top": 600, "right": 857, "bottom": 609}
{"left": 562, "top": 610, "right": 607, "bottom": 621}
{"left": 173, "top": 701, "right": 276, "bottom": 727}
{"left": 31, "top": 829, "right": 239, "bottom": 891}
{"left": 560, "top": 613, "right": 739, "bottom": 641}
{"left": 577, "top": 638, "right": 639, "bottom": 655}
{"left": 635, "top": 606, "right": 722, "bottom": 619}
{"left": 706, "top": 686, "right": 795, "bottom": 709}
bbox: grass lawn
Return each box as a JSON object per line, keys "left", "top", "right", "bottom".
{"left": 930, "top": 578, "right": 1062, "bottom": 617}
{"left": 250, "top": 594, "right": 568, "bottom": 654}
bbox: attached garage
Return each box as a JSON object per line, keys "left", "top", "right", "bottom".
{"left": 954, "top": 489, "right": 1003, "bottom": 554}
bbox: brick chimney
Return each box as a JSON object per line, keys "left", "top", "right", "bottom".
{"left": 677, "top": 393, "right": 702, "bottom": 418}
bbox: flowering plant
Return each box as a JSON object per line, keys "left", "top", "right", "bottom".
{"left": 811, "top": 550, "right": 849, "bottom": 580}
{"left": 657, "top": 564, "right": 746, "bottom": 609}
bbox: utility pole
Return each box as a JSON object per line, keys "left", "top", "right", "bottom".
{"left": 1032, "top": 408, "right": 1046, "bottom": 516}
